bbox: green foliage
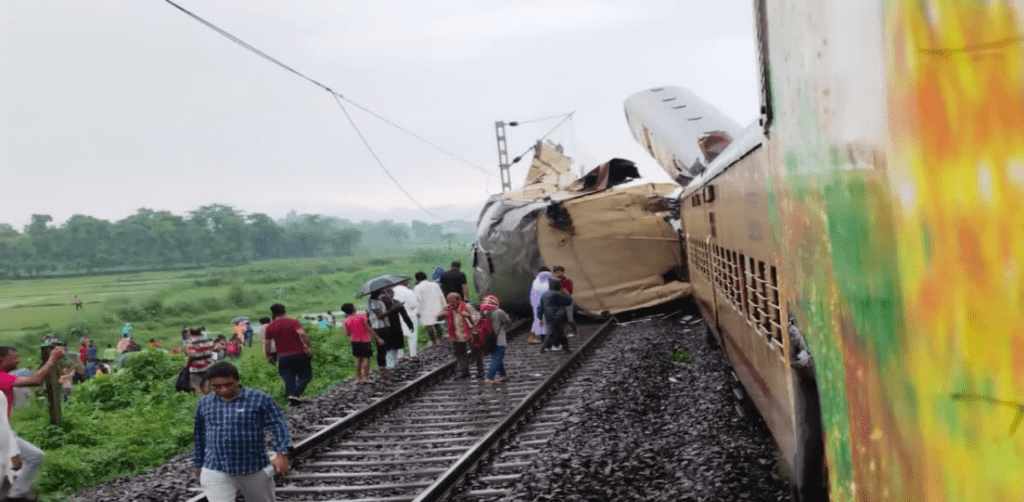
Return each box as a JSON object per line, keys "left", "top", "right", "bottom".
{"left": 15, "top": 350, "right": 198, "bottom": 500}
{"left": 670, "top": 349, "right": 693, "bottom": 364}
{"left": 2, "top": 250, "right": 475, "bottom": 499}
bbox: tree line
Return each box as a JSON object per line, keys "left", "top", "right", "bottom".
{"left": 0, "top": 205, "right": 473, "bottom": 278}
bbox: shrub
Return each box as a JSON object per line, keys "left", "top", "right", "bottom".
{"left": 226, "top": 285, "right": 264, "bottom": 308}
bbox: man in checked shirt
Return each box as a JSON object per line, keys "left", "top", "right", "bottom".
{"left": 193, "top": 362, "right": 292, "bottom": 502}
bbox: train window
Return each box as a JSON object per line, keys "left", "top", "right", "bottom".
{"left": 732, "top": 251, "right": 742, "bottom": 308}
{"left": 758, "top": 261, "right": 771, "bottom": 338}
{"left": 754, "top": 0, "right": 774, "bottom": 134}
{"left": 739, "top": 254, "right": 749, "bottom": 318}
{"left": 692, "top": 194, "right": 702, "bottom": 207}
{"left": 768, "top": 265, "right": 783, "bottom": 347}
{"left": 662, "top": 97, "right": 677, "bottom": 102}
{"left": 704, "top": 185, "right": 716, "bottom": 203}
{"left": 709, "top": 212, "right": 717, "bottom": 238}
{"left": 747, "top": 257, "right": 761, "bottom": 326}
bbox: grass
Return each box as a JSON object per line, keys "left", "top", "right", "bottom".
{"left": 0, "top": 247, "right": 471, "bottom": 500}
{"left": 1, "top": 248, "right": 469, "bottom": 364}
{"left": 670, "top": 349, "right": 693, "bottom": 364}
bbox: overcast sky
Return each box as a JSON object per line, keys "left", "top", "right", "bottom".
{"left": 0, "top": 1, "right": 759, "bottom": 230}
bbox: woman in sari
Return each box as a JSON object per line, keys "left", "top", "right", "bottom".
{"left": 527, "top": 268, "right": 552, "bottom": 344}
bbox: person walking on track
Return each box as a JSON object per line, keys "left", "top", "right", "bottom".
{"left": 438, "top": 293, "right": 482, "bottom": 379}
{"left": 193, "top": 362, "right": 292, "bottom": 502}
{"left": 263, "top": 304, "right": 313, "bottom": 406}
{"left": 414, "top": 271, "right": 446, "bottom": 348}
{"left": 480, "top": 295, "right": 511, "bottom": 384}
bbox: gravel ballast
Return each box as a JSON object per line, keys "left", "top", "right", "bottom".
{"left": 505, "top": 315, "right": 790, "bottom": 502}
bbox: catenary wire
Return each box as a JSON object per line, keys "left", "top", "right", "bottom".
{"left": 162, "top": 0, "right": 492, "bottom": 177}
{"left": 511, "top": 112, "right": 575, "bottom": 164}
{"left": 332, "top": 95, "right": 446, "bottom": 221}
{"left": 511, "top": 112, "right": 573, "bottom": 126}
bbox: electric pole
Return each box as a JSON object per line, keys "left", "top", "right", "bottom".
{"left": 495, "top": 121, "right": 511, "bottom": 192}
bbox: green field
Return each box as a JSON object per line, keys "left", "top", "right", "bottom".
{"left": 0, "top": 247, "right": 473, "bottom": 500}
{"left": 0, "top": 248, "right": 472, "bottom": 360}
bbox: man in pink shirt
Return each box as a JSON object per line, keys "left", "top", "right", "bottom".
{"left": 0, "top": 345, "right": 64, "bottom": 502}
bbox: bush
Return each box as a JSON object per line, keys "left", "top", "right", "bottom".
{"left": 367, "top": 258, "right": 392, "bottom": 266}
{"left": 16, "top": 350, "right": 198, "bottom": 500}
{"left": 226, "top": 285, "right": 264, "bottom": 308}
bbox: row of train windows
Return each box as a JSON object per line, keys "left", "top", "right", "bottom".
{"left": 686, "top": 237, "right": 784, "bottom": 350}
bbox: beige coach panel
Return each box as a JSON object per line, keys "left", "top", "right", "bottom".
{"left": 536, "top": 183, "right": 692, "bottom": 315}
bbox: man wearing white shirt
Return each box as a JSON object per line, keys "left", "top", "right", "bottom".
{"left": 391, "top": 279, "right": 420, "bottom": 360}
{"left": 0, "top": 392, "right": 19, "bottom": 498}
{"left": 413, "top": 271, "right": 446, "bottom": 348}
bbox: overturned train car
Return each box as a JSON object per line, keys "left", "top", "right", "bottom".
{"left": 471, "top": 142, "right": 691, "bottom": 317}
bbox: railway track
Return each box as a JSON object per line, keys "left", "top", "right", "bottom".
{"left": 187, "top": 318, "right": 614, "bottom": 502}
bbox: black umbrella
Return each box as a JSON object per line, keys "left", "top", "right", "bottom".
{"left": 356, "top": 274, "right": 409, "bottom": 298}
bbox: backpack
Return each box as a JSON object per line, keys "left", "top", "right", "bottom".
{"left": 226, "top": 341, "right": 240, "bottom": 355}
{"left": 473, "top": 313, "right": 496, "bottom": 352}
{"left": 174, "top": 366, "right": 191, "bottom": 392}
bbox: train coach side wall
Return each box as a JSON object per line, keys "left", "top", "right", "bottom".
{"left": 763, "top": 0, "right": 1024, "bottom": 500}
{"left": 684, "top": 145, "right": 796, "bottom": 470}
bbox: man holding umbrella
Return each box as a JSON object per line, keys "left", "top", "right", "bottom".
{"left": 357, "top": 274, "right": 411, "bottom": 380}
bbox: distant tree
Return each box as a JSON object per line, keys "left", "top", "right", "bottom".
{"left": 327, "top": 228, "right": 361, "bottom": 256}
{"left": 63, "top": 214, "right": 113, "bottom": 272}
{"left": 25, "top": 214, "right": 55, "bottom": 267}
{"left": 189, "top": 204, "right": 249, "bottom": 264}
{"left": 247, "top": 213, "right": 284, "bottom": 258}
{"left": 0, "top": 224, "right": 18, "bottom": 238}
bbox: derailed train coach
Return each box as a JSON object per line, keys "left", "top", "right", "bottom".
{"left": 471, "top": 141, "right": 691, "bottom": 317}
{"left": 625, "top": 0, "right": 1024, "bottom": 501}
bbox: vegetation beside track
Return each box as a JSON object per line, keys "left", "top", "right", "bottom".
{"left": 1, "top": 247, "right": 473, "bottom": 500}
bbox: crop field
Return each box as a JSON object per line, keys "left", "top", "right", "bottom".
{"left": 0, "top": 273, "right": 187, "bottom": 343}
{"left": 0, "top": 248, "right": 470, "bottom": 360}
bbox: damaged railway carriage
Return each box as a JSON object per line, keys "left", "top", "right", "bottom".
{"left": 472, "top": 141, "right": 691, "bottom": 317}
{"left": 626, "top": 1, "right": 1024, "bottom": 501}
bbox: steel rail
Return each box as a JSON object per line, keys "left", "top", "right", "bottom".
{"left": 184, "top": 319, "right": 530, "bottom": 502}
{"left": 412, "top": 317, "right": 615, "bottom": 502}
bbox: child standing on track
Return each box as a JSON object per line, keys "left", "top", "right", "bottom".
{"left": 480, "top": 296, "right": 511, "bottom": 384}
{"left": 342, "top": 303, "right": 383, "bottom": 383}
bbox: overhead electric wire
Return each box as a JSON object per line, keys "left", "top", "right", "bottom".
{"left": 333, "top": 95, "right": 446, "bottom": 221}
{"left": 338, "top": 97, "right": 491, "bottom": 175}
{"left": 511, "top": 111, "right": 575, "bottom": 164}
{"left": 511, "top": 112, "right": 573, "bottom": 126}
{"left": 161, "top": 0, "right": 493, "bottom": 210}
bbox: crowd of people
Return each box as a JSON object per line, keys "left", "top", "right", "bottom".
{"left": 333, "top": 261, "right": 577, "bottom": 386}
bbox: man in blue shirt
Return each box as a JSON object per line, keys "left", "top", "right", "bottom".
{"left": 193, "top": 362, "right": 292, "bottom": 502}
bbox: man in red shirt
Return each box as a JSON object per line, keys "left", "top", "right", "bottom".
{"left": 552, "top": 266, "right": 575, "bottom": 338}
{"left": 0, "top": 345, "right": 65, "bottom": 501}
{"left": 552, "top": 266, "right": 573, "bottom": 294}
{"left": 263, "top": 304, "right": 313, "bottom": 406}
